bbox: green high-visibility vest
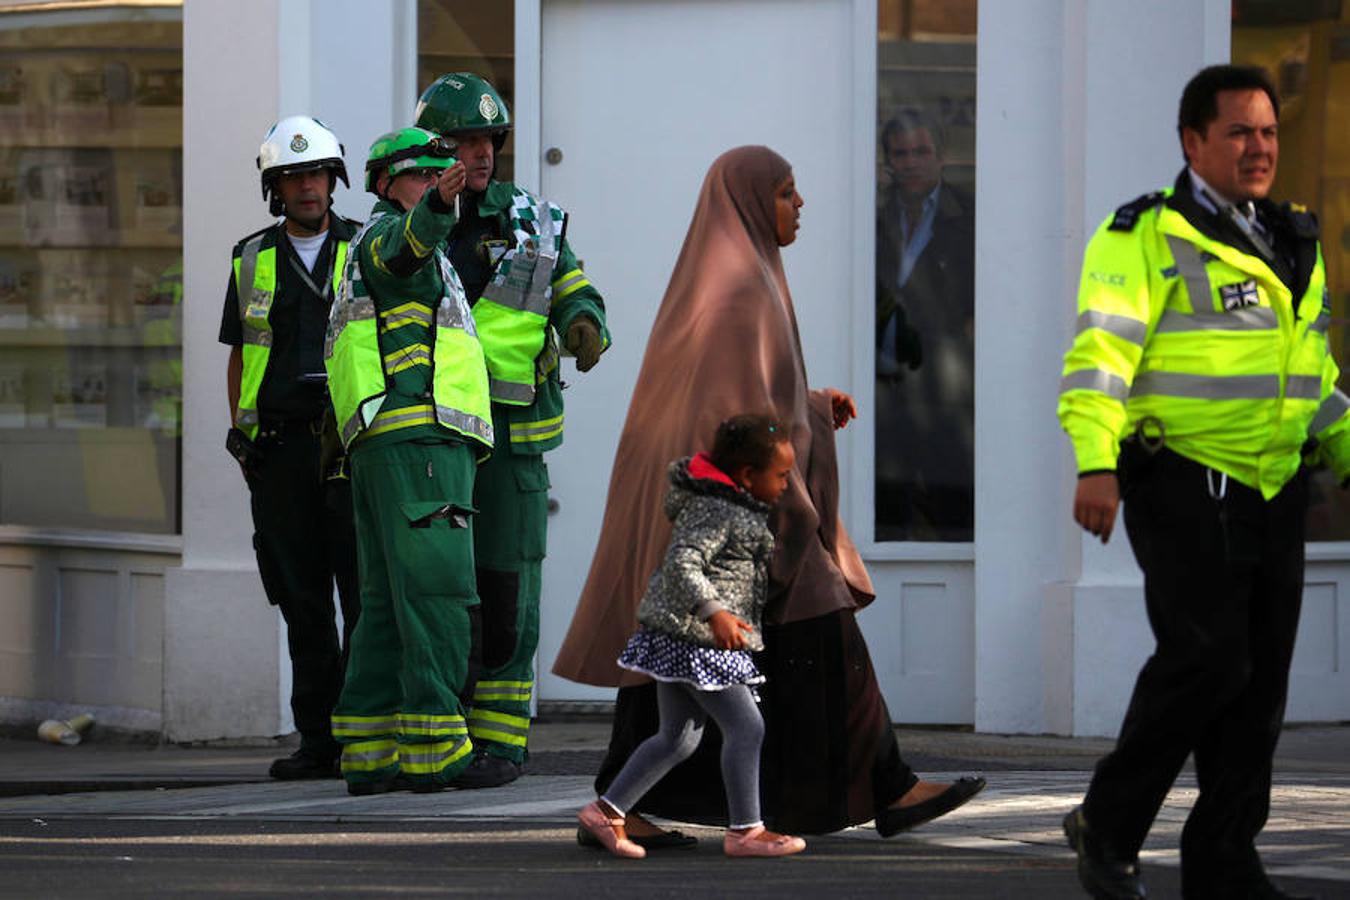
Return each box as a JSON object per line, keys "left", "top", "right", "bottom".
{"left": 473, "top": 187, "right": 566, "bottom": 405}
{"left": 231, "top": 229, "right": 348, "bottom": 439}
{"left": 1058, "top": 186, "right": 1350, "bottom": 498}
{"left": 325, "top": 214, "right": 493, "bottom": 453}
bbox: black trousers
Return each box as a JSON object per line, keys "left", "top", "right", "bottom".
{"left": 1082, "top": 445, "right": 1306, "bottom": 897}
{"left": 247, "top": 421, "right": 361, "bottom": 757}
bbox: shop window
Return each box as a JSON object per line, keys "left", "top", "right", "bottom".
{"left": 1234, "top": 1, "right": 1350, "bottom": 541}
{"left": 875, "top": 1, "right": 976, "bottom": 542}
{"left": 0, "top": 3, "right": 182, "bottom": 535}
{"left": 417, "top": 0, "right": 514, "bottom": 182}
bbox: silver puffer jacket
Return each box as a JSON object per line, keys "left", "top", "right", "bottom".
{"left": 635, "top": 455, "right": 774, "bottom": 650}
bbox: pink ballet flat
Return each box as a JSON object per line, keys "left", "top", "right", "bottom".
{"left": 723, "top": 825, "right": 806, "bottom": 857}
{"left": 577, "top": 802, "right": 646, "bottom": 859}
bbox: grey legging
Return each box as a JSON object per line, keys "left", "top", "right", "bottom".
{"left": 602, "top": 680, "right": 764, "bottom": 829}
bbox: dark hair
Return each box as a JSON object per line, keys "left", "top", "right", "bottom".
{"left": 880, "top": 109, "right": 945, "bottom": 158}
{"left": 1177, "top": 64, "right": 1279, "bottom": 158}
{"left": 710, "top": 413, "right": 788, "bottom": 475}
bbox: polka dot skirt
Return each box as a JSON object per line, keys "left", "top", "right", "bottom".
{"left": 618, "top": 627, "right": 765, "bottom": 691}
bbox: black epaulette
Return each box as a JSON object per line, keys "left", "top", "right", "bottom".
{"left": 1108, "top": 191, "right": 1165, "bottom": 232}
{"left": 232, "top": 222, "right": 276, "bottom": 254}
{"left": 1279, "top": 202, "right": 1319, "bottom": 240}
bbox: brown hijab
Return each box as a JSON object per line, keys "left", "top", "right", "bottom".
{"left": 552, "top": 146, "right": 873, "bottom": 688}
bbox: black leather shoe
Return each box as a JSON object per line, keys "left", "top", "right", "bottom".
{"left": 576, "top": 825, "right": 698, "bottom": 851}
{"left": 1063, "top": 806, "right": 1147, "bottom": 899}
{"left": 269, "top": 749, "right": 340, "bottom": 780}
{"left": 452, "top": 753, "right": 522, "bottom": 789}
{"left": 876, "top": 776, "right": 986, "bottom": 837}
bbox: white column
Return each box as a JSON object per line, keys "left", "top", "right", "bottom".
{"left": 974, "top": 0, "right": 1228, "bottom": 735}
{"left": 165, "top": 0, "right": 415, "bottom": 741}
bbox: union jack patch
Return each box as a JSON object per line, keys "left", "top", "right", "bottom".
{"left": 1219, "top": 279, "right": 1259, "bottom": 311}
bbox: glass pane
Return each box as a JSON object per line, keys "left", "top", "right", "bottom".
{"left": 875, "top": 1, "right": 976, "bottom": 542}
{"left": 417, "top": 0, "right": 514, "bottom": 183}
{"left": 0, "top": 7, "right": 182, "bottom": 535}
{"left": 1234, "top": 2, "right": 1350, "bottom": 541}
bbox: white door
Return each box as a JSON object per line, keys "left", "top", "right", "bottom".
{"left": 533, "top": 0, "right": 861, "bottom": 703}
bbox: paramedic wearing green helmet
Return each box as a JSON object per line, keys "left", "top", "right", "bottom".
{"left": 325, "top": 127, "right": 494, "bottom": 794}
{"left": 415, "top": 72, "right": 611, "bottom": 788}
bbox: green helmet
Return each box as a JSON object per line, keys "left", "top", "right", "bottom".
{"left": 414, "top": 72, "right": 511, "bottom": 147}
{"left": 363, "top": 126, "right": 457, "bottom": 194}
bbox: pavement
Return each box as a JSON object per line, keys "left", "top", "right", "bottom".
{"left": 0, "top": 718, "right": 1346, "bottom": 898}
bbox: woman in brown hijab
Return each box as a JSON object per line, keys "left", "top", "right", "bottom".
{"left": 553, "top": 146, "right": 984, "bottom": 838}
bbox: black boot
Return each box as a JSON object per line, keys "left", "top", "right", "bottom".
{"left": 452, "top": 751, "right": 521, "bottom": 789}
{"left": 269, "top": 748, "right": 340, "bottom": 780}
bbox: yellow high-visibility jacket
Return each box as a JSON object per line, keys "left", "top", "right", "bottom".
{"left": 1058, "top": 181, "right": 1350, "bottom": 499}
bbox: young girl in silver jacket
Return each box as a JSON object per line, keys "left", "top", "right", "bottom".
{"left": 577, "top": 413, "right": 807, "bottom": 859}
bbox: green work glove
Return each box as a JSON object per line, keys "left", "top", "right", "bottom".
{"left": 564, "top": 317, "right": 604, "bottom": 372}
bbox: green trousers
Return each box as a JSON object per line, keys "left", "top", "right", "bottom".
{"left": 468, "top": 440, "right": 548, "bottom": 764}
{"left": 333, "top": 438, "right": 480, "bottom": 790}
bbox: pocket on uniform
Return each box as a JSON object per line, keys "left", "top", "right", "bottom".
{"left": 512, "top": 460, "right": 551, "bottom": 561}
{"left": 395, "top": 499, "right": 478, "bottom": 599}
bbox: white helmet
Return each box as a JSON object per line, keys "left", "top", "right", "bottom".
{"left": 256, "top": 115, "right": 349, "bottom": 212}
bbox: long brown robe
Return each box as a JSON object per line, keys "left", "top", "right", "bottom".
{"left": 553, "top": 145, "right": 872, "bottom": 686}
{"left": 552, "top": 146, "right": 913, "bottom": 833}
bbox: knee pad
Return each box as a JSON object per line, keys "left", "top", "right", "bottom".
{"left": 476, "top": 568, "right": 520, "bottom": 670}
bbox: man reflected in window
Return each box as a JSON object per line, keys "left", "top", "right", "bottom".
{"left": 875, "top": 110, "right": 975, "bottom": 541}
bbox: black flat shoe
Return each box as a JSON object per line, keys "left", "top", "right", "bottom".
{"left": 1063, "top": 806, "right": 1147, "bottom": 899}
{"left": 576, "top": 825, "right": 698, "bottom": 851}
{"left": 876, "top": 776, "right": 986, "bottom": 837}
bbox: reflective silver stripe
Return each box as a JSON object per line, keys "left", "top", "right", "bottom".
{"left": 402, "top": 741, "right": 469, "bottom": 767}
{"left": 552, "top": 270, "right": 587, "bottom": 296}
{"left": 1077, "top": 310, "right": 1147, "bottom": 345}
{"left": 1309, "top": 310, "right": 1331, "bottom": 335}
{"left": 341, "top": 411, "right": 365, "bottom": 446}
{"left": 1286, "top": 375, "right": 1322, "bottom": 401}
{"left": 1310, "top": 388, "right": 1350, "bottom": 435}
{"left": 381, "top": 305, "right": 433, "bottom": 330}
{"left": 474, "top": 686, "right": 533, "bottom": 701}
{"left": 509, "top": 416, "right": 564, "bottom": 440}
{"left": 237, "top": 234, "right": 273, "bottom": 346}
{"left": 1130, "top": 371, "right": 1280, "bottom": 400}
{"left": 241, "top": 325, "right": 273, "bottom": 347}
{"left": 1164, "top": 234, "right": 1213, "bottom": 313}
{"left": 237, "top": 234, "right": 265, "bottom": 321}
{"left": 332, "top": 718, "right": 397, "bottom": 735}
{"left": 1155, "top": 305, "right": 1278, "bottom": 334}
{"left": 488, "top": 378, "right": 535, "bottom": 403}
{"left": 343, "top": 747, "right": 396, "bottom": 764}
{"left": 467, "top": 712, "right": 529, "bottom": 738}
{"left": 436, "top": 404, "right": 495, "bottom": 444}
{"left": 236, "top": 408, "right": 258, "bottom": 427}
{"left": 1060, "top": 368, "right": 1129, "bottom": 401}
{"left": 369, "top": 408, "right": 431, "bottom": 430}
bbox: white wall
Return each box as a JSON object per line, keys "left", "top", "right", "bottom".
{"left": 166, "top": 0, "right": 415, "bottom": 741}
{"left": 974, "top": 0, "right": 1229, "bottom": 735}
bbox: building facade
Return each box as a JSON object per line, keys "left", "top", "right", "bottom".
{"left": 2, "top": 0, "right": 1347, "bottom": 742}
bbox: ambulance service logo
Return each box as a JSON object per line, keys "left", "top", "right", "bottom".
{"left": 290, "top": 134, "right": 309, "bottom": 153}
{"left": 479, "top": 93, "right": 499, "bottom": 122}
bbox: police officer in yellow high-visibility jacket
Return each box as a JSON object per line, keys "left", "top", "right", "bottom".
{"left": 220, "top": 116, "right": 361, "bottom": 781}
{"left": 1057, "top": 66, "right": 1350, "bottom": 900}
{"left": 415, "top": 73, "right": 612, "bottom": 788}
